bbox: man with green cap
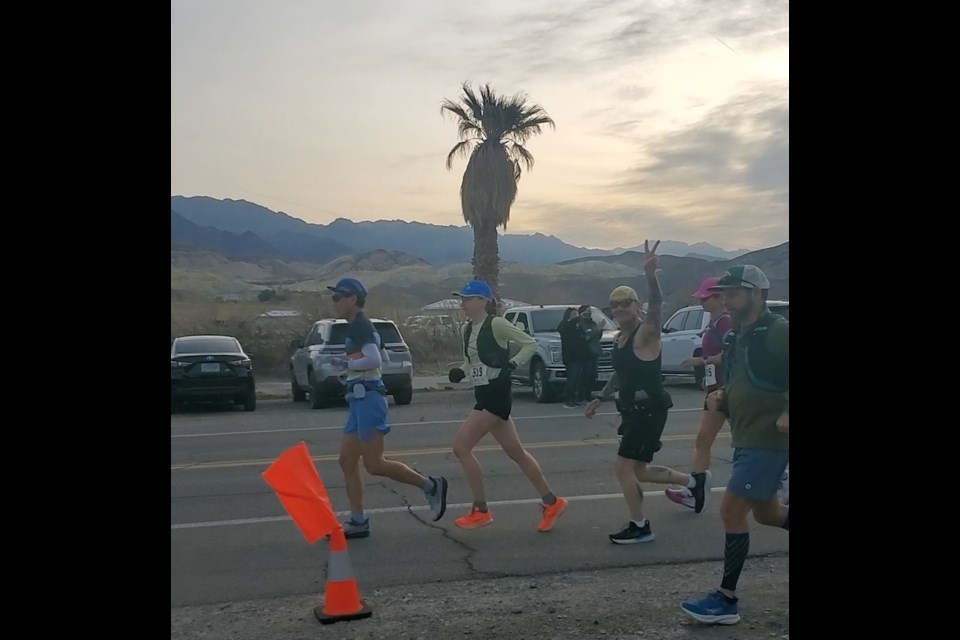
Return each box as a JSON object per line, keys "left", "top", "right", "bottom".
{"left": 680, "top": 264, "right": 789, "bottom": 626}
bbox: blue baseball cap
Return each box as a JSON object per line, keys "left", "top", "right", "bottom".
{"left": 452, "top": 279, "right": 493, "bottom": 300}
{"left": 327, "top": 277, "right": 367, "bottom": 298}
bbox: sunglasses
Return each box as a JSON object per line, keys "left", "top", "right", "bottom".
{"left": 608, "top": 299, "right": 635, "bottom": 309}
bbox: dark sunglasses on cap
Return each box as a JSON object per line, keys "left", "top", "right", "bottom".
{"left": 609, "top": 299, "right": 635, "bottom": 309}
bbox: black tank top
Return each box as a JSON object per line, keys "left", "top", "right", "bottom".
{"left": 611, "top": 323, "right": 664, "bottom": 404}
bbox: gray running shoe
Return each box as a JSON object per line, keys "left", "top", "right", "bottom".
{"left": 425, "top": 476, "right": 448, "bottom": 521}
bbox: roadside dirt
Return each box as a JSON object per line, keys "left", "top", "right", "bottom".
{"left": 171, "top": 555, "right": 788, "bottom": 640}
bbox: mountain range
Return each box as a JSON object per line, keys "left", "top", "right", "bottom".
{"left": 170, "top": 196, "right": 752, "bottom": 265}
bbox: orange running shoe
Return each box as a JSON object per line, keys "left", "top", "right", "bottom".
{"left": 454, "top": 506, "right": 493, "bottom": 529}
{"left": 538, "top": 496, "right": 568, "bottom": 532}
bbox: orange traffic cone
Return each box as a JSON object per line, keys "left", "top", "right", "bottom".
{"left": 314, "top": 524, "right": 373, "bottom": 625}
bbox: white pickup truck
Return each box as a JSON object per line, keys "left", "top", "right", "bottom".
{"left": 660, "top": 299, "right": 789, "bottom": 385}
{"left": 503, "top": 304, "right": 619, "bottom": 403}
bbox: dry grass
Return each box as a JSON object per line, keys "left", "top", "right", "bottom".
{"left": 171, "top": 293, "right": 465, "bottom": 376}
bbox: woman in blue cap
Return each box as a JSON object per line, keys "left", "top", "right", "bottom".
{"left": 447, "top": 279, "right": 569, "bottom": 532}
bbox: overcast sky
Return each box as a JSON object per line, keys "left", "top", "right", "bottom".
{"left": 171, "top": 0, "right": 788, "bottom": 252}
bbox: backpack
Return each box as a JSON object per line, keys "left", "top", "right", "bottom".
{"left": 721, "top": 311, "right": 788, "bottom": 393}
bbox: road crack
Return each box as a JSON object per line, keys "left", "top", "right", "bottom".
{"left": 377, "top": 480, "right": 485, "bottom": 576}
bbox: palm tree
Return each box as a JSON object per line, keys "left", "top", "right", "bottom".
{"left": 442, "top": 82, "right": 555, "bottom": 297}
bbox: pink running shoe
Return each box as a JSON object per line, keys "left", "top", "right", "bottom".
{"left": 665, "top": 486, "right": 695, "bottom": 509}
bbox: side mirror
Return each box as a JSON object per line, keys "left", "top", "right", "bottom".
{"left": 290, "top": 339, "right": 302, "bottom": 350}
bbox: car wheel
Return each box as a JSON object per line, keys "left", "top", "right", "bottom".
{"left": 291, "top": 370, "right": 307, "bottom": 402}
{"left": 393, "top": 387, "right": 413, "bottom": 405}
{"left": 532, "top": 361, "right": 553, "bottom": 403}
{"left": 244, "top": 391, "right": 257, "bottom": 412}
{"left": 308, "top": 370, "right": 327, "bottom": 410}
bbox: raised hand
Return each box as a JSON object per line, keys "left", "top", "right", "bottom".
{"left": 643, "top": 239, "right": 660, "bottom": 274}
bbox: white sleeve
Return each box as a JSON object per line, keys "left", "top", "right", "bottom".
{"left": 347, "top": 342, "right": 383, "bottom": 370}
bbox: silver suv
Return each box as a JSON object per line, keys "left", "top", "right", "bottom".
{"left": 289, "top": 318, "right": 414, "bottom": 409}
{"left": 503, "top": 304, "right": 619, "bottom": 403}
{"left": 661, "top": 300, "right": 789, "bottom": 385}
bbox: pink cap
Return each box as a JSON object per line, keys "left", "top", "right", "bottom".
{"left": 691, "top": 277, "right": 720, "bottom": 300}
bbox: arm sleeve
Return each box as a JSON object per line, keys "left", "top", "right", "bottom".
{"left": 492, "top": 316, "right": 538, "bottom": 367}
{"left": 347, "top": 342, "right": 383, "bottom": 370}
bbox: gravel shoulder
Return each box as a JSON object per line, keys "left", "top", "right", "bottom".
{"left": 171, "top": 555, "right": 789, "bottom": 640}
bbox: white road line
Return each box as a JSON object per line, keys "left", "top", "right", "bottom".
{"left": 171, "top": 408, "right": 701, "bottom": 439}
{"left": 170, "top": 432, "right": 730, "bottom": 471}
{"left": 171, "top": 487, "right": 726, "bottom": 530}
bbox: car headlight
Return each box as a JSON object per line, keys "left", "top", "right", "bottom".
{"left": 548, "top": 344, "right": 562, "bottom": 364}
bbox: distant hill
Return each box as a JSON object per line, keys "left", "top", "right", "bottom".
{"left": 170, "top": 242, "right": 788, "bottom": 316}
{"left": 171, "top": 207, "right": 354, "bottom": 263}
{"left": 171, "top": 210, "right": 280, "bottom": 259}
{"left": 170, "top": 195, "right": 749, "bottom": 265}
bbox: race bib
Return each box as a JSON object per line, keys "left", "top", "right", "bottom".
{"left": 471, "top": 364, "right": 489, "bottom": 386}
{"left": 704, "top": 363, "right": 717, "bottom": 387}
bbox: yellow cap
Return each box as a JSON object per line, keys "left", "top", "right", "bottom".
{"left": 609, "top": 286, "right": 639, "bottom": 303}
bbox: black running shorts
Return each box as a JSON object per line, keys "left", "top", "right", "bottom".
{"left": 617, "top": 407, "right": 669, "bottom": 462}
{"left": 473, "top": 371, "right": 512, "bottom": 421}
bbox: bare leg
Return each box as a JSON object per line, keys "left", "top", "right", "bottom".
{"left": 358, "top": 432, "right": 428, "bottom": 487}
{"left": 616, "top": 456, "right": 645, "bottom": 520}
{"left": 452, "top": 410, "right": 500, "bottom": 504}
{"left": 751, "top": 498, "right": 788, "bottom": 528}
{"left": 692, "top": 409, "right": 727, "bottom": 472}
{"left": 338, "top": 435, "right": 364, "bottom": 514}
{"left": 637, "top": 464, "right": 690, "bottom": 486}
{"left": 489, "top": 416, "right": 551, "bottom": 496}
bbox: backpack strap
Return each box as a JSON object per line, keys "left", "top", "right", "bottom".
{"left": 746, "top": 312, "right": 788, "bottom": 393}
{"left": 462, "top": 321, "right": 472, "bottom": 359}
{"left": 720, "top": 312, "right": 788, "bottom": 393}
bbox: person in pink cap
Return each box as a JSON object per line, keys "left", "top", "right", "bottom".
{"left": 665, "top": 276, "right": 733, "bottom": 513}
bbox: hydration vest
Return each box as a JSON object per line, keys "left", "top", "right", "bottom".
{"left": 721, "top": 311, "right": 788, "bottom": 393}
{"left": 462, "top": 315, "right": 510, "bottom": 369}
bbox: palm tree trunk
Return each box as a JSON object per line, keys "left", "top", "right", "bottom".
{"left": 472, "top": 221, "right": 500, "bottom": 297}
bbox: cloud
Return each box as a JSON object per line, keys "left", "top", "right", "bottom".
{"left": 509, "top": 84, "right": 788, "bottom": 250}
{"left": 172, "top": 0, "right": 789, "bottom": 251}
{"left": 618, "top": 87, "right": 788, "bottom": 197}
{"left": 599, "top": 0, "right": 789, "bottom": 61}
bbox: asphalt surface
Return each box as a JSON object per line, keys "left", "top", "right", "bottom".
{"left": 171, "top": 380, "right": 789, "bottom": 638}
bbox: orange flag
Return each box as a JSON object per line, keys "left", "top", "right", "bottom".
{"left": 261, "top": 441, "right": 337, "bottom": 543}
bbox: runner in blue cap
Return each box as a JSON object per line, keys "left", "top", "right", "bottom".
{"left": 447, "top": 279, "right": 569, "bottom": 533}
{"left": 327, "top": 277, "right": 448, "bottom": 538}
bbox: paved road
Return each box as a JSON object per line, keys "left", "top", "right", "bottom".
{"left": 172, "top": 380, "right": 788, "bottom": 609}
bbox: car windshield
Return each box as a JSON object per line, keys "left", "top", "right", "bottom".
{"left": 530, "top": 307, "right": 616, "bottom": 332}
{"left": 173, "top": 337, "right": 240, "bottom": 354}
{"left": 328, "top": 322, "right": 403, "bottom": 345}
